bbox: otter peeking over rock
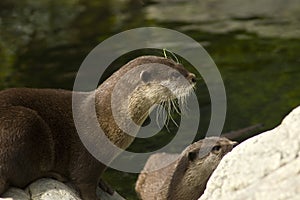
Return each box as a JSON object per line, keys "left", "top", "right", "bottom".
{"left": 0, "top": 56, "right": 196, "bottom": 200}
{"left": 135, "top": 137, "right": 237, "bottom": 200}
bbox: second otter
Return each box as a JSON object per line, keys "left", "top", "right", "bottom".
{"left": 135, "top": 137, "right": 237, "bottom": 200}
{"left": 0, "top": 56, "right": 196, "bottom": 200}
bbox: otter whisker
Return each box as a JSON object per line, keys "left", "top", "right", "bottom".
{"left": 165, "top": 122, "right": 171, "bottom": 133}
{"left": 185, "top": 89, "right": 193, "bottom": 112}
{"left": 156, "top": 104, "right": 161, "bottom": 129}
{"left": 158, "top": 102, "right": 170, "bottom": 132}
{"left": 166, "top": 100, "right": 172, "bottom": 133}
{"left": 171, "top": 99, "right": 181, "bottom": 115}
{"left": 176, "top": 92, "right": 185, "bottom": 114}
{"left": 167, "top": 100, "right": 179, "bottom": 127}
{"left": 164, "top": 102, "right": 170, "bottom": 129}
{"left": 167, "top": 101, "right": 171, "bottom": 125}
{"left": 178, "top": 88, "right": 192, "bottom": 115}
{"left": 156, "top": 101, "right": 171, "bottom": 131}
{"left": 169, "top": 115, "right": 179, "bottom": 127}
{"left": 137, "top": 109, "right": 151, "bottom": 126}
{"left": 156, "top": 102, "right": 166, "bottom": 129}
{"left": 182, "top": 94, "right": 188, "bottom": 113}
{"left": 159, "top": 87, "right": 193, "bottom": 131}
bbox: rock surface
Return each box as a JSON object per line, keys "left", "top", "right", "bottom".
{"left": 1, "top": 178, "right": 125, "bottom": 200}
{"left": 199, "top": 106, "right": 300, "bottom": 200}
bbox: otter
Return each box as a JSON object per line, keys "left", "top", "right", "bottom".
{"left": 135, "top": 137, "right": 237, "bottom": 200}
{"left": 0, "top": 56, "right": 196, "bottom": 200}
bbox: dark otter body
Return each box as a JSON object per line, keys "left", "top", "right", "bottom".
{"left": 0, "top": 56, "right": 196, "bottom": 200}
{"left": 135, "top": 137, "right": 237, "bottom": 200}
{"left": 0, "top": 88, "right": 106, "bottom": 199}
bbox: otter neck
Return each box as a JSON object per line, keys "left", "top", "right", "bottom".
{"left": 92, "top": 88, "right": 131, "bottom": 149}
{"left": 167, "top": 158, "right": 209, "bottom": 200}
{"left": 169, "top": 169, "right": 208, "bottom": 200}
{"left": 128, "top": 89, "right": 156, "bottom": 125}
{"left": 93, "top": 83, "right": 161, "bottom": 149}
{"left": 128, "top": 84, "right": 172, "bottom": 125}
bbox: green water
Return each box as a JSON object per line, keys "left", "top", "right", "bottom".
{"left": 1, "top": 0, "right": 300, "bottom": 199}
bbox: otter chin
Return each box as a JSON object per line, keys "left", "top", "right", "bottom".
{"left": 0, "top": 56, "right": 196, "bottom": 200}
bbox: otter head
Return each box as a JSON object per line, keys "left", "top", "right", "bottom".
{"left": 125, "top": 56, "right": 196, "bottom": 125}
{"left": 108, "top": 56, "right": 197, "bottom": 147}
{"left": 169, "top": 137, "right": 237, "bottom": 200}
{"left": 138, "top": 58, "right": 196, "bottom": 102}
{"left": 186, "top": 137, "right": 237, "bottom": 174}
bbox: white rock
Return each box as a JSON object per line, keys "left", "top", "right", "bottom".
{"left": 2, "top": 178, "right": 125, "bottom": 200}
{"left": 199, "top": 106, "right": 300, "bottom": 200}
{"left": 27, "top": 179, "right": 81, "bottom": 200}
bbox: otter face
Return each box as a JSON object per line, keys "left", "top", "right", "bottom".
{"left": 187, "top": 137, "right": 237, "bottom": 166}
{"left": 140, "top": 62, "right": 196, "bottom": 86}
{"left": 131, "top": 59, "right": 197, "bottom": 127}
{"left": 183, "top": 137, "right": 237, "bottom": 187}
{"left": 138, "top": 60, "right": 196, "bottom": 104}
{"left": 168, "top": 137, "right": 237, "bottom": 200}
{"left": 112, "top": 56, "right": 197, "bottom": 131}
{"left": 209, "top": 138, "right": 238, "bottom": 158}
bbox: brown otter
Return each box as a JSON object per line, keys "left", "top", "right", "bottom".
{"left": 0, "top": 56, "right": 196, "bottom": 200}
{"left": 135, "top": 137, "right": 237, "bottom": 200}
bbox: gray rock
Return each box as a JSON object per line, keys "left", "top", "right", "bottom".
{"left": 2, "top": 178, "right": 125, "bottom": 200}
{"left": 199, "top": 106, "right": 300, "bottom": 200}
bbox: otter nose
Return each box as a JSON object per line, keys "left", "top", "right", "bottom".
{"left": 187, "top": 73, "right": 196, "bottom": 84}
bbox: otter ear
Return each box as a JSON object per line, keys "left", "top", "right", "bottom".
{"left": 140, "top": 70, "right": 151, "bottom": 83}
{"left": 188, "top": 151, "right": 198, "bottom": 162}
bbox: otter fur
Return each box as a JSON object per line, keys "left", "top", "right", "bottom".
{"left": 135, "top": 137, "right": 237, "bottom": 200}
{"left": 0, "top": 56, "right": 196, "bottom": 200}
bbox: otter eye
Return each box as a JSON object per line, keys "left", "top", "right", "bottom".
{"left": 212, "top": 145, "right": 222, "bottom": 153}
{"left": 171, "top": 71, "right": 181, "bottom": 78}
